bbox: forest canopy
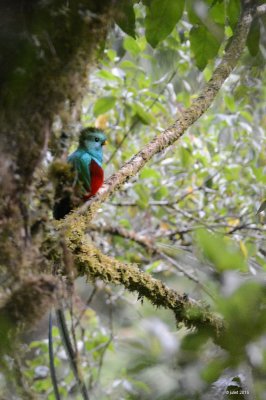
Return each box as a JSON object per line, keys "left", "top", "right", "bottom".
{"left": 0, "top": 1, "right": 266, "bottom": 399}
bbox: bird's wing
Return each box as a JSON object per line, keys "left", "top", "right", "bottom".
{"left": 69, "top": 151, "right": 92, "bottom": 191}
{"left": 78, "top": 153, "right": 92, "bottom": 190}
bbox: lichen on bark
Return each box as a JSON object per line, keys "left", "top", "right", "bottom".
{"left": 0, "top": 0, "right": 115, "bottom": 312}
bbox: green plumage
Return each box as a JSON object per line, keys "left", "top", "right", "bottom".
{"left": 68, "top": 149, "right": 92, "bottom": 194}
{"left": 53, "top": 127, "right": 106, "bottom": 220}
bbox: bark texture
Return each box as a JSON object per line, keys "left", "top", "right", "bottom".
{"left": 0, "top": 0, "right": 115, "bottom": 344}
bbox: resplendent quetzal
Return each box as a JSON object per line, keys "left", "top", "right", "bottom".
{"left": 50, "top": 127, "right": 107, "bottom": 400}
{"left": 53, "top": 127, "right": 107, "bottom": 219}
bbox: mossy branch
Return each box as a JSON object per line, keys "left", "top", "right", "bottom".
{"left": 64, "top": 223, "right": 225, "bottom": 341}
{"left": 90, "top": 224, "right": 215, "bottom": 299}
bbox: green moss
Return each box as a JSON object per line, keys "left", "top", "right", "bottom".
{"left": 48, "top": 161, "right": 74, "bottom": 182}
{"left": 63, "top": 224, "right": 225, "bottom": 340}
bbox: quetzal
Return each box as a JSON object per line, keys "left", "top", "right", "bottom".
{"left": 53, "top": 127, "right": 107, "bottom": 219}
{"left": 49, "top": 128, "right": 107, "bottom": 400}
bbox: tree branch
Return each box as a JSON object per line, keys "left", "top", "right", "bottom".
{"left": 63, "top": 227, "right": 224, "bottom": 340}
{"left": 69, "top": 1, "right": 256, "bottom": 220}
{"left": 91, "top": 224, "right": 215, "bottom": 299}
{"left": 59, "top": 2, "right": 255, "bottom": 343}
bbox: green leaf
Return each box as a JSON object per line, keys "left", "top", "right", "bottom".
{"left": 93, "top": 96, "right": 116, "bottom": 116}
{"left": 145, "top": 0, "right": 185, "bottom": 48}
{"left": 187, "top": 0, "right": 225, "bottom": 29}
{"left": 153, "top": 186, "right": 168, "bottom": 200}
{"left": 240, "top": 110, "right": 253, "bottom": 123}
{"left": 227, "top": 0, "right": 241, "bottom": 30}
{"left": 133, "top": 103, "right": 155, "bottom": 125}
{"left": 134, "top": 183, "right": 150, "bottom": 208}
{"left": 123, "top": 36, "right": 141, "bottom": 56}
{"left": 145, "top": 260, "right": 161, "bottom": 273}
{"left": 120, "top": 60, "right": 136, "bottom": 70}
{"left": 209, "top": 1, "right": 225, "bottom": 25}
{"left": 114, "top": 0, "right": 136, "bottom": 38}
{"left": 120, "top": 219, "right": 132, "bottom": 229}
{"left": 224, "top": 94, "right": 236, "bottom": 112}
{"left": 105, "top": 49, "right": 117, "bottom": 61}
{"left": 190, "top": 25, "right": 221, "bottom": 70}
{"left": 96, "top": 70, "right": 120, "bottom": 81}
{"left": 252, "top": 166, "right": 266, "bottom": 184}
{"left": 180, "top": 147, "right": 192, "bottom": 167}
{"left": 140, "top": 167, "right": 160, "bottom": 180}
{"left": 218, "top": 282, "right": 266, "bottom": 355}
{"left": 196, "top": 229, "right": 248, "bottom": 272}
{"left": 186, "top": 0, "right": 202, "bottom": 25}
{"left": 247, "top": 19, "right": 261, "bottom": 57}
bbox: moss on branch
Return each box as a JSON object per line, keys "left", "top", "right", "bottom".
{"left": 64, "top": 224, "right": 224, "bottom": 341}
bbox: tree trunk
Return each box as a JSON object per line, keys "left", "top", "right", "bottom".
{"left": 0, "top": 0, "right": 114, "bottom": 343}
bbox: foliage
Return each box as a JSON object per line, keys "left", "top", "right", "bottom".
{"left": 1, "top": 1, "right": 266, "bottom": 400}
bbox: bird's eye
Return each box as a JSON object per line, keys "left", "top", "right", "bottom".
{"left": 95, "top": 137, "right": 99, "bottom": 142}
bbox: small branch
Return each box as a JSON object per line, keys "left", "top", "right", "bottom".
{"left": 107, "top": 70, "right": 177, "bottom": 164}
{"left": 93, "top": 292, "right": 114, "bottom": 389}
{"left": 157, "top": 251, "right": 216, "bottom": 300}
{"left": 74, "top": 286, "right": 98, "bottom": 329}
{"left": 91, "top": 224, "right": 156, "bottom": 252}
{"left": 108, "top": 200, "right": 170, "bottom": 207}
{"left": 91, "top": 224, "right": 215, "bottom": 299}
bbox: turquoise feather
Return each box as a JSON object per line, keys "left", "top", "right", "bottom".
{"left": 53, "top": 128, "right": 106, "bottom": 219}
{"left": 67, "top": 129, "right": 106, "bottom": 193}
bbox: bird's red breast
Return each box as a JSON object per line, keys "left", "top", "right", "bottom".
{"left": 84, "top": 159, "right": 104, "bottom": 200}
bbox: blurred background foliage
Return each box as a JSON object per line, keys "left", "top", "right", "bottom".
{"left": 2, "top": 1, "right": 266, "bottom": 399}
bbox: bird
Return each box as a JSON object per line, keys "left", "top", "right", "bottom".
{"left": 53, "top": 127, "right": 107, "bottom": 219}
{"left": 49, "top": 127, "right": 107, "bottom": 399}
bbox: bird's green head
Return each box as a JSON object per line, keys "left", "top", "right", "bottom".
{"left": 79, "top": 127, "right": 107, "bottom": 149}
{"left": 79, "top": 127, "right": 107, "bottom": 163}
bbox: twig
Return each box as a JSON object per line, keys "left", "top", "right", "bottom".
{"left": 74, "top": 286, "right": 98, "bottom": 329}
{"left": 49, "top": 313, "right": 61, "bottom": 400}
{"left": 91, "top": 224, "right": 215, "bottom": 300}
{"left": 94, "top": 294, "right": 114, "bottom": 389}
